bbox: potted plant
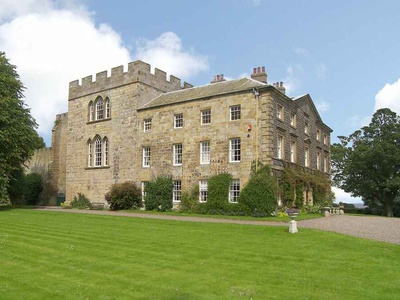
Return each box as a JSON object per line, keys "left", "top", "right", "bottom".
{"left": 286, "top": 206, "right": 300, "bottom": 220}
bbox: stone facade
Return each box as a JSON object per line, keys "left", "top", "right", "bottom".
{"left": 41, "top": 60, "right": 331, "bottom": 205}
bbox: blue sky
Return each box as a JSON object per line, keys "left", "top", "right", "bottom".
{"left": 1, "top": 0, "right": 400, "bottom": 203}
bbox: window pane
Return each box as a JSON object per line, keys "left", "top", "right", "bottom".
{"left": 199, "top": 180, "right": 208, "bottom": 202}
{"left": 144, "top": 118, "right": 152, "bottom": 132}
{"left": 143, "top": 147, "right": 150, "bottom": 167}
{"left": 173, "top": 144, "right": 183, "bottom": 165}
{"left": 173, "top": 180, "right": 182, "bottom": 202}
{"left": 104, "top": 138, "right": 109, "bottom": 166}
{"left": 200, "top": 141, "right": 210, "bottom": 164}
{"left": 96, "top": 98, "right": 103, "bottom": 120}
{"left": 174, "top": 114, "right": 183, "bottom": 128}
{"left": 230, "top": 138, "right": 241, "bottom": 162}
{"left": 105, "top": 99, "right": 110, "bottom": 118}
{"left": 230, "top": 105, "right": 241, "bottom": 120}
{"left": 229, "top": 179, "right": 240, "bottom": 203}
{"left": 95, "top": 137, "right": 102, "bottom": 166}
{"left": 201, "top": 109, "right": 211, "bottom": 124}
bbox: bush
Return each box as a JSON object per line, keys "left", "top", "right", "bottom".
{"left": 179, "top": 185, "right": 199, "bottom": 212}
{"left": 239, "top": 165, "right": 277, "bottom": 217}
{"left": 145, "top": 176, "right": 173, "bottom": 211}
{"left": 205, "top": 173, "right": 232, "bottom": 212}
{"left": 7, "top": 168, "right": 27, "bottom": 205}
{"left": 106, "top": 181, "right": 142, "bottom": 211}
{"left": 70, "top": 193, "right": 91, "bottom": 209}
{"left": 24, "top": 173, "right": 44, "bottom": 205}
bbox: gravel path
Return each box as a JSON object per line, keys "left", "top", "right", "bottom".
{"left": 36, "top": 207, "right": 400, "bottom": 245}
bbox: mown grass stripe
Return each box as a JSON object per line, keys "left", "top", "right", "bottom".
{"left": 1, "top": 209, "right": 400, "bottom": 299}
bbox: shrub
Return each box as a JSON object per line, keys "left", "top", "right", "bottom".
{"left": 179, "top": 185, "right": 199, "bottom": 212}
{"left": 70, "top": 193, "right": 91, "bottom": 209}
{"left": 7, "top": 168, "right": 27, "bottom": 205}
{"left": 24, "top": 173, "right": 44, "bottom": 205}
{"left": 239, "top": 165, "right": 277, "bottom": 217}
{"left": 106, "top": 181, "right": 142, "bottom": 211}
{"left": 145, "top": 175, "right": 173, "bottom": 211}
{"left": 205, "top": 173, "right": 232, "bottom": 212}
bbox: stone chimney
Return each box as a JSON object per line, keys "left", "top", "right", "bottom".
{"left": 250, "top": 66, "right": 267, "bottom": 83}
{"left": 273, "top": 82, "right": 286, "bottom": 94}
{"left": 210, "top": 74, "right": 226, "bottom": 84}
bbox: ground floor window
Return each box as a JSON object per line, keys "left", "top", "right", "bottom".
{"left": 173, "top": 180, "right": 182, "bottom": 202}
{"left": 199, "top": 180, "right": 208, "bottom": 203}
{"left": 229, "top": 179, "right": 240, "bottom": 203}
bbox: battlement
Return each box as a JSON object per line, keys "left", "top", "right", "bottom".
{"left": 69, "top": 60, "right": 193, "bottom": 100}
{"left": 56, "top": 112, "right": 68, "bottom": 120}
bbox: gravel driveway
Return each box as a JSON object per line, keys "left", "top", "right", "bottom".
{"left": 37, "top": 207, "right": 400, "bottom": 245}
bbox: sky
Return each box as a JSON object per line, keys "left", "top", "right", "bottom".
{"left": 1, "top": 0, "right": 400, "bottom": 203}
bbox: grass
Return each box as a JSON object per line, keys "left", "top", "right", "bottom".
{"left": 1, "top": 209, "right": 399, "bottom": 299}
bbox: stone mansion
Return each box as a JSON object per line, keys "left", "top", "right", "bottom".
{"left": 36, "top": 61, "right": 332, "bottom": 205}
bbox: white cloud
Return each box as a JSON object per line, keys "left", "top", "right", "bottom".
{"left": 374, "top": 78, "right": 400, "bottom": 114}
{"left": 293, "top": 47, "right": 311, "bottom": 59}
{"left": 283, "top": 65, "right": 303, "bottom": 94}
{"left": 135, "top": 32, "right": 208, "bottom": 80}
{"left": 331, "top": 187, "right": 362, "bottom": 204}
{"left": 0, "top": 0, "right": 131, "bottom": 145}
{"left": 315, "top": 63, "right": 327, "bottom": 79}
{"left": 0, "top": 1, "right": 209, "bottom": 146}
{"left": 315, "top": 100, "right": 330, "bottom": 113}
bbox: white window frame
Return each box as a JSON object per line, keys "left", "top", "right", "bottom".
{"left": 201, "top": 109, "right": 211, "bottom": 125}
{"left": 87, "top": 139, "right": 92, "bottom": 167}
{"left": 94, "top": 136, "right": 102, "bottom": 167}
{"left": 173, "top": 144, "right": 183, "bottom": 166}
{"left": 88, "top": 102, "right": 94, "bottom": 122}
{"left": 96, "top": 98, "right": 104, "bottom": 120}
{"left": 230, "top": 105, "right": 241, "bottom": 121}
{"left": 199, "top": 180, "right": 208, "bottom": 203}
{"left": 143, "top": 147, "right": 150, "bottom": 168}
{"left": 173, "top": 180, "right": 182, "bottom": 202}
{"left": 324, "top": 156, "right": 329, "bottom": 173}
{"left": 229, "top": 179, "right": 240, "bottom": 203}
{"left": 277, "top": 135, "right": 284, "bottom": 159}
{"left": 105, "top": 98, "right": 110, "bottom": 119}
{"left": 141, "top": 181, "right": 148, "bottom": 201}
{"left": 317, "top": 152, "right": 321, "bottom": 170}
{"left": 144, "top": 118, "right": 152, "bottom": 132}
{"left": 200, "top": 141, "right": 210, "bottom": 164}
{"left": 229, "top": 138, "right": 241, "bottom": 162}
{"left": 324, "top": 134, "right": 328, "bottom": 145}
{"left": 277, "top": 104, "right": 284, "bottom": 120}
{"left": 316, "top": 129, "right": 321, "bottom": 141}
{"left": 290, "top": 140, "right": 296, "bottom": 163}
{"left": 174, "top": 113, "right": 183, "bottom": 128}
{"left": 290, "top": 113, "right": 296, "bottom": 127}
{"left": 305, "top": 146, "right": 310, "bottom": 167}
{"left": 304, "top": 121, "right": 309, "bottom": 135}
{"left": 103, "top": 137, "right": 109, "bottom": 166}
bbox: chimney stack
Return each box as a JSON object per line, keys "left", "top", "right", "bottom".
{"left": 210, "top": 74, "right": 226, "bottom": 84}
{"left": 273, "top": 82, "right": 286, "bottom": 94}
{"left": 250, "top": 66, "right": 267, "bottom": 83}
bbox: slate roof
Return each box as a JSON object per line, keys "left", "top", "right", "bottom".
{"left": 139, "top": 77, "right": 267, "bottom": 110}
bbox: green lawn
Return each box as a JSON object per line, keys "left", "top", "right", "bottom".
{"left": 0, "top": 209, "right": 399, "bottom": 299}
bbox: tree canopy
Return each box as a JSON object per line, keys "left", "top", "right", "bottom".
{"left": 331, "top": 108, "right": 400, "bottom": 217}
{"left": 0, "top": 52, "right": 44, "bottom": 201}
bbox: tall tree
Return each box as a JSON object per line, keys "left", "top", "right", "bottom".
{"left": 331, "top": 108, "right": 400, "bottom": 217}
{"left": 0, "top": 52, "right": 44, "bottom": 201}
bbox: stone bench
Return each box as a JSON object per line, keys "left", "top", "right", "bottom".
{"left": 90, "top": 202, "right": 105, "bottom": 210}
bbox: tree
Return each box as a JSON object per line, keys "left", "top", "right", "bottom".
{"left": 331, "top": 108, "right": 400, "bottom": 217}
{"left": 0, "top": 52, "right": 44, "bottom": 201}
